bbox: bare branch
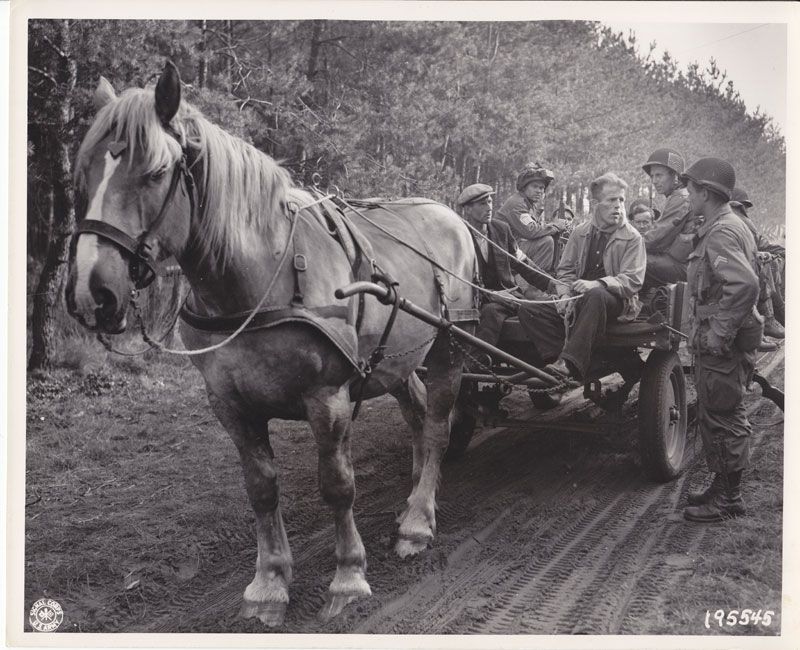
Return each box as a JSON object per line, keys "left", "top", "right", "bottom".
{"left": 28, "top": 65, "right": 58, "bottom": 86}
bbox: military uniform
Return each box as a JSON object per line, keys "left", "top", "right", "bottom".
{"left": 496, "top": 192, "right": 559, "bottom": 270}
{"left": 688, "top": 202, "right": 759, "bottom": 474}
{"left": 642, "top": 187, "right": 697, "bottom": 287}
{"left": 640, "top": 148, "right": 698, "bottom": 288}
{"left": 495, "top": 163, "right": 564, "bottom": 272}
{"left": 681, "top": 159, "right": 761, "bottom": 522}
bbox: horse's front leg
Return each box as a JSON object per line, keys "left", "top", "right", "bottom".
{"left": 396, "top": 331, "right": 464, "bottom": 558}
{"left": 208, "top": 394, "right": 292, "bottom": 627}
{"left": 303, "top": 385, "right": 371, "bottom": 621}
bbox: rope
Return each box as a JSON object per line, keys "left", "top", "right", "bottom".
{"left": 342, "top": 199, "right": 583, "bottom": 307}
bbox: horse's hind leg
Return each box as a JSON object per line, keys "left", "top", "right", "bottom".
{"left": 208, "top": 394, "right": 292, "bottom": 627}
{"left": 390, "top": 373, "right": 427, "bottom": 489}
{"left": 396, "top": 330, "right": 464, "bottom": 558}
{"left": 303, "top": 384, "right": 371, "bottom": 621}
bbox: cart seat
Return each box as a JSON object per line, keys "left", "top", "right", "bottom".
{"left": 499, "top": 317, "right": 672, "bottom": 349}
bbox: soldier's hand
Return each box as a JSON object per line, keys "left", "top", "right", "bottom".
{"left": 757, "top": 251, "right": 773, "bottom": 263}
{"left": 572, "top": 279, "right": 601, "bottom": 294}
{"left": 550, "top": 218, "right": 568, "bottom": 232}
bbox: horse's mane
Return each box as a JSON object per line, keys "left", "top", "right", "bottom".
{"left": 75, "top": 86, "right": 306, "bottom": 265}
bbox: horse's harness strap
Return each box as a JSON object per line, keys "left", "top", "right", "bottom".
{"left": 179, "top": 303, "right": 350, "bottom": 332}
{"left": 71, "top": 138, "right": 196, "bottom": 289}
{"left": 351, "top": 269, "right": 402, "bottom": 420}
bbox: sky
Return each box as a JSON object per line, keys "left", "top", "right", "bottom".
{"left": 603, "top": 22, "right": 788, "bottom": 133}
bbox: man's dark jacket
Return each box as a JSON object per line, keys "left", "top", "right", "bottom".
{"left": 471, "top": 220, "right": 550, "bottom": 292}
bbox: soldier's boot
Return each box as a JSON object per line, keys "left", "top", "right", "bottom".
{"left": 760, "top": 299, "right": 785, "bottom": 339}
{"left": 686, "top": 473, "right": 725, "bottom": 506}
{"left": 683, "top": 470, "right": 746, "bottom": 522}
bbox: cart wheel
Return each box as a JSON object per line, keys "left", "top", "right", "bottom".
{"left": 528, "top": 390, "right": 562, "bottom": 410}
{"left": 637, "top": 350, "right": 688, "bottom": 482}
{"left": 445, "top": 384, "right": 477, "bottom": 461}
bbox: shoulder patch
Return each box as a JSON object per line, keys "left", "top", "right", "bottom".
{"left": 519, "top": 213, "right": 534, "bottom": 227}
{"left": 712, "top": 255, "right": 729, "bottom": 269}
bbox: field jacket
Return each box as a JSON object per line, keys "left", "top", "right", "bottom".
{"left": 643, "top": 187, "right": 697, "bottom": 264}
{"left": 496, "top": 192, "right": 559, "bottom": 243}
{"left": 687, "top": 203, "right": 759, "bottom": 351}
{"left": 555, "top": 219, "right": 646, "bottom": 321}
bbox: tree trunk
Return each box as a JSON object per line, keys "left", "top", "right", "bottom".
{"left": 197, "top": 20, "right": 208, "bottom": 89}
{"left": 28, "top": 20, "right": 77, "bottom": 371}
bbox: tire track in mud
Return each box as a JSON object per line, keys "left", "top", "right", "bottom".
{"left": 354, "top": 347, "right": 783, "bottom": 635}
{"left": 135, "top": 347, "right": 782, "bottom": 634}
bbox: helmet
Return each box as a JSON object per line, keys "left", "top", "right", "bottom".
{"left": 457, "top": 183, "right": 495, "bottom": 207}
{"left": 516, "top": 163, "right": 555, "bottom": 192}
{"left": 642, "top": 148, "right": 685, "bottom": 176}
{"left": 627, "top": 198, "right": 652, "bottom": 219}
{"left": 730, "top": 187, "right": 753, "bottom": 209}
{"left": 680, "top": 158, "right": 736, "bottom": 200}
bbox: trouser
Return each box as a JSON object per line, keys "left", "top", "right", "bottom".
{"left": 694, "top": 351, "right": 755, "bottom": 473}
{"left": 643, "top": 253, "right": 686, "bottom": 289}
{"left": 517, "top": 286, "right": 624, "bottom": 379}
{"left": 518, "top": 236, "right": 555, "bottom": 273}
{"left": 756, "top": 256, "right": 780, "bottom": 307}
{"left": 475, "top": 295, "right": 517, "bottom": 346}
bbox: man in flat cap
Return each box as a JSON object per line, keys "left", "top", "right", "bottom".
{"left": 496, "top": 163, "right": 569, "bottom": 274}
{"left": 729, "top": 187, "right": 785, "bottom": 341}
{"left": 457, "top": 183, "right": 550, "bottom": 350}
{"left": 680, "top": 158, "right": 760, "bottom": 523}
{"left": 640, "top": 148, "right": 699, "bottom": 289}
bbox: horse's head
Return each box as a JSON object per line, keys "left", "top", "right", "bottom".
{"left": 66, "top": 61, "right": 194, "bottom": 333}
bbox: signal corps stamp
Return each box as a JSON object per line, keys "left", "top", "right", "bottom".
{"left": 29, "top": 598, "right": 64, "bottom": 632}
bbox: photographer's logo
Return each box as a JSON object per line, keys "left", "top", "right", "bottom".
{"left": 29, "top": 598, "right": 63, "bottom": 632}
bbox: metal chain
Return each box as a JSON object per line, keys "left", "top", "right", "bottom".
{"left": 383, "top": 333, "right": 438, "bottom": 360}
{"left": 449, "top": 336, "right": 576, "bottom": 395}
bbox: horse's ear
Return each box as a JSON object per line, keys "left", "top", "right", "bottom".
{"left": 155, "top": 60, "right": 181, "bottom": 125}
{"left": 94, "top": 76, "right": 117, "bottom": 110}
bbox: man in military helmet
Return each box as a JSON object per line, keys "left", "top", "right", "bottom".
{"left": 517, "top": 172, "right": 646, "bottom": 384}
{"left": 729, "top": 187, "right": 785, "bottom": 340}
{"left": 680, "top": 158, "right": 761, "bottom": 523}
{"left": 457, "top": 183, "right": 551, "bottom": 350}
{"left": 640, "top": 148, "right": 698, "bottom": 289}
{"left": 496, "top": 163, "right": 568, "bottom": 274}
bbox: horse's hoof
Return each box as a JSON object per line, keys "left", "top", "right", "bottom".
{"left": 395, "top": 535, "right": 431, "bottom": 558}
{"left": 239, "top": 600, "right": 287, "bottom": 627}
{"left": 318, "top": 593, "right": 358, "bottom": 622}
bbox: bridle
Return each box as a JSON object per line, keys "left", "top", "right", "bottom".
{"left": 70, "top": 129, "right": 197, "bottom": 289}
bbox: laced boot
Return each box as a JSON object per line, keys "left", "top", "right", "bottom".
{"left": 686, "top": 473, "right": 724, "bottom": 506}
{"left": 761, "top": 299, "right": 785, "bottom": 339}
{"left": 684, "top": 470, "right": 746, "bottom": 522}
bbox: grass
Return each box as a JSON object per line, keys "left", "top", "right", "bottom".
{"left": 24, "top": 344, "right": 253, "bottom": 632}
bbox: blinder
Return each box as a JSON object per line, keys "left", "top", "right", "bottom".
{"left": 72, "top": 137, "right": 196, "bottom": 289}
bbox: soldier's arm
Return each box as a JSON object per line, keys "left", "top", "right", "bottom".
{"left": 598, "top": 234, "right": 646, "bottom": 298}
{"left": 502, "top": 201, "right": 560, "bottom": 241}
{"left": 705, "top": 228, "right": 760, "bottom": 339}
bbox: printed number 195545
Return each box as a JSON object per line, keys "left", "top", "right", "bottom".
{"left": 705, "top": 609, "right": 774, "bottom": 628}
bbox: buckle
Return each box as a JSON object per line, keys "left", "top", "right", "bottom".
{"left": 294, "top": 254, "right": 307, "bottom": 271}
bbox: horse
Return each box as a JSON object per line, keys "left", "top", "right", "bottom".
{"left": 65, "top": 61, "right": 477, "bottom": 626}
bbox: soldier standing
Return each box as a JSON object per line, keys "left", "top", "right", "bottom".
{"left": 680, "top": 158, "right": 761, "bottom": 523}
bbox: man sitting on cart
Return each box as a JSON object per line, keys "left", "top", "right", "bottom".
{"left": 517, "top": 173, "right": 646, "bottom": 383}
{"left": 456, "top": 183, "right": 551, "bottom": 356}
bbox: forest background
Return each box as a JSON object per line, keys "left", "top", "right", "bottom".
{"left": 26, "top": 19, "right": 787, "bottom": 369}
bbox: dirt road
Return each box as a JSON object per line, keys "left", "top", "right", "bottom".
{"left": 113, "top": 347, "right": 782, "bottom": 635}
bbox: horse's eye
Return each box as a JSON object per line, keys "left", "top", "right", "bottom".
{"left": 148, "top": 167, "right": 168, "bottom": 182}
